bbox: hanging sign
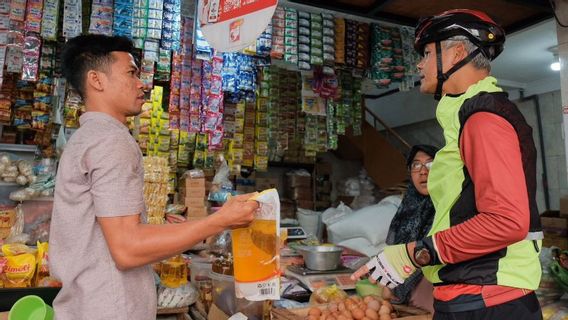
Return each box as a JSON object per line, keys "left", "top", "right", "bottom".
{"left": 197, "top": 0, "right": 277, "bottom": 52}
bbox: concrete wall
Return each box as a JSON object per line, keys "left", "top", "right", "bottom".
{"left": 516, "top": 90, "right": 568, "bottom": 212}
{"left": 389, "top": 90, "right": 567, "bottom": 213}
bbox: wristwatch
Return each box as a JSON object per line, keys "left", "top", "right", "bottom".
{"left": 413, "top": 242, "right": 432, "bottom": 267}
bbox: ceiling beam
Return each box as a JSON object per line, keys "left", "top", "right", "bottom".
{"left": 495, "top": 79, "right": 527, "bottom": 89}
{"left": 503, "top": 0, "right": 552, "bottom": 9}
{"left": 286, "top": 0, "right": 416, "bottom": 26}
{"left": 287, "top": 0, "right": 375, "bottom": 19}
{"left": 505, "top": 12, "right": 554, "bottom": 34}
{"left": 373, "top": 12, "right": 417, "bottom": 26}
{"left": 368, "top": 0, "right": 394, "bottom": 16}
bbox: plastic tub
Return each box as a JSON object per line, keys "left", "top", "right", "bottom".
{"left": 209, "top": 271, "right": 264, "bottom": 320}
{"left": 189, "top": 260, "right": 212, "bottom": 284}
{"left": 209, "top": 271, "right": 236, "bottom": 315}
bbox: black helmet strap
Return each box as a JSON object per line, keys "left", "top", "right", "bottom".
{"left": 434, "top": 41, "right": 482, "bottom": 100}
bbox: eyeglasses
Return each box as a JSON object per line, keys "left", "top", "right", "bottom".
{"left": 410, "top": 161, "right": 433, "bottom": 172}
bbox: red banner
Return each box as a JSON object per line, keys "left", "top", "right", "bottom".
{"left": 200, "top": 0, "right": 277, "bottom": 26}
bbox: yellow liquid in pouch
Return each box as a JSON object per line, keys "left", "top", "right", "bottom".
{"left": 232, "top": 219, "right": 278, "bottom": 282}
{"left": 160, "top": 255, "right": 188, "bottom": 288}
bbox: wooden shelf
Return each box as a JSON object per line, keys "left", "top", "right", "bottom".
{"left": 157, "top": 306, "right": 190, "bottom": 320}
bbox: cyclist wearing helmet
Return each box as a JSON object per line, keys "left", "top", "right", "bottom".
{"left": 352, "top": 9, "right": 543, "bottom": 319}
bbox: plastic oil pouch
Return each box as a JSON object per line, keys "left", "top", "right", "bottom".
{"left": 4, "top": 253, "right": 36, "bottom": 287}
{"left": 232, "top": 189, "right": 280, "bottom": 301}
{"left": 34, "top": 241, "right": 50, "bottom": 286}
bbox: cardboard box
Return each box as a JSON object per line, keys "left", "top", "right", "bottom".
{"left": 287, "top": 175, "right": 311, "bottom": 188}
{"left": 316, "top": 162, "right": 333, "bottom": 175}
{"left": 295, "top": 200, "right": 314, "bottom": 209}
{"left": 185, "top": 187, "right": 206, "bottom": 198}
{"left": 316, "top": 181, "right": 332, "bottom": 193}
{"left": 289, "top": 187, "right": 312, "bottom": 201}
{"left": 185, "top": 178, "right": 205, "bottom": 189}
{"left": 256, "top": 177, "right": 279, "bottom": 190}
{"left": 543, "top": 233, "right": 568, "bottom": 249}
{"left": 315, "top": 200, "right": 332, "bottom": 210}
{"left": 185, "top": 197, "right": 206, "bottom": 208}
{"left": 186, "top": 216, "right": 207, "bottom": 222}
{"left": 541, "top": 211, "right": 568, "bottom": 236}
{"left": 187, "top": 206, "right": 208, "bottom": 217}
{"left": 271, "top": 304, "right": 431, "bottom": 320}
{"left": 560, "top": 195, "right": 568, "bottom": 217}
{"left": 316, "top": 194, "right": 331, "bottom": 202}
{"left": 236, "top": 185, "right": 256, "bottom": 193}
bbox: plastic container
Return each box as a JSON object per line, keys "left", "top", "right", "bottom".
{"left": 209, "top": 271, "right": 264, "bottom": 320}
{"left": 210, "top": 271, "right": 236, "bottom": 315}
{"left": 189, "top": 260, "right": 212, "bottom": 284}
{"left": 9, "top": 295, "right": 54, "bottom": 320}
{"left": 189, "top": 259, "right": 213, "bottom": 312}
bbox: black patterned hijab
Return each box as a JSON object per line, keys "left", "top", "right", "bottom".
{"left": 386, "top": 144, "right": 438, "bottom": 304}
{"left": 386, "top": 144, "right": 439, "bottom": 245}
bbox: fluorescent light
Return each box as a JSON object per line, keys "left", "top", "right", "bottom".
{"left": 551, "top": 61, "right": 561, "bottom": 71}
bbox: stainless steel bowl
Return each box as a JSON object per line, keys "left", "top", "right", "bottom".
{"left": 296, "top": 245, "right": 343, "bottom": 271}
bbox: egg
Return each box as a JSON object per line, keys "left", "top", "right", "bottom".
{"left": 363, "top": 296, "right": 375, "bottom": 304}
{"left": 351, "top": 308, "right": 365, "bottom": 320}
{"left": 342, "top": 310, "right": 353, "bottom": 319}
{"left": 365, "top": 309, "right": 379, "bottom": 320}
{"left": 367, "top": 300, "right": 380, "bottom": 311}
{"left": 338, "top": 302, "right": 346, "bottom": 312}
{"left": 379, "top": 315, "right": 391, "bottom": 320}
{"left": 328, "top": 303, "right": 338, "bottom": 313}
{"left": 378, "top": 305, "right": 391, "bottom": 316}
{"left": 309, "top": 307, "right": 322, "bottom": 317}
{"left": 382, "top": 288, "right": 393, "bottom": 301}
{"left": 348, "top": 303, "right": 359, "bottom": 311}
{"left": 308, "top": 315, "right": 319, "bottom": 320}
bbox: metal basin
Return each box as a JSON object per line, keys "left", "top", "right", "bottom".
{"left": 296, "top": 245, "right": 343, "bottom": 271}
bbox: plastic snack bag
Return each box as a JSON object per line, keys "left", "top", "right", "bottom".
{"left": 232, "top": 189, "right": 280, "bottom": 301}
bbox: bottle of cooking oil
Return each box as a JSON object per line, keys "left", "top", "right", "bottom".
{"left": 232, "top": 189, "right": 280, "bottom": 301}
{"left": 160, "top": 255, "right": 188, "bottom": 288}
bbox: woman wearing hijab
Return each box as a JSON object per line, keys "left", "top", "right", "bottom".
{"left": 385, "top": 144, "right": 438, "bottom": 313}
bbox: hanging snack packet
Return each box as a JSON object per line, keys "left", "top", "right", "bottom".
{"left": 232, "top": 189, "right": 280, "bottom": 301}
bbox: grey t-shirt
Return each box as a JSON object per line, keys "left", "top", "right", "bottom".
{"left": 49, "top": 112, "right": 156, "bottom": 320}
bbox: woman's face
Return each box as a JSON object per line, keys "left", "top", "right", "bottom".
{"left": 410, "top": 151, "right": 433, "bottom": 196}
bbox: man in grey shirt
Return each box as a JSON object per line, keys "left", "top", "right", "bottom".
{"left": 49, "top": 34, "right": 259, "bottom": 320}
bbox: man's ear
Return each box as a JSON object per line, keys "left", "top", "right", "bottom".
{"left": 452, "top": 43, "right": 468, "bottom": 65}
{"left": 85, "top": 70, "right": 105, "bottom": 93}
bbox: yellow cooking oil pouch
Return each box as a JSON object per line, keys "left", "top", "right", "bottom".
{"left": 4, "top": 253, "right": 36, "bottom": 287}
{"left": 2, "top": 243, "right": 34, "bottom": 256}
{"left": 232, "top": 188, "right": 280, "bottom": 301}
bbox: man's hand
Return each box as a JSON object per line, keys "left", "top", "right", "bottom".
{"left": 214, "top": 192, "right": 259, "bottom": 229}
{"left": 350, "top": 243, "right": 418, "bottom": 289}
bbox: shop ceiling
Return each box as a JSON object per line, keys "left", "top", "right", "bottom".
{"left": 285, "top": 0, "right": 554, "bottom": 34}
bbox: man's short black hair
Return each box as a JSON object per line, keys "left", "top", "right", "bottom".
{"left": 61, "top": 34, "right": 135, "bottom": 99}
